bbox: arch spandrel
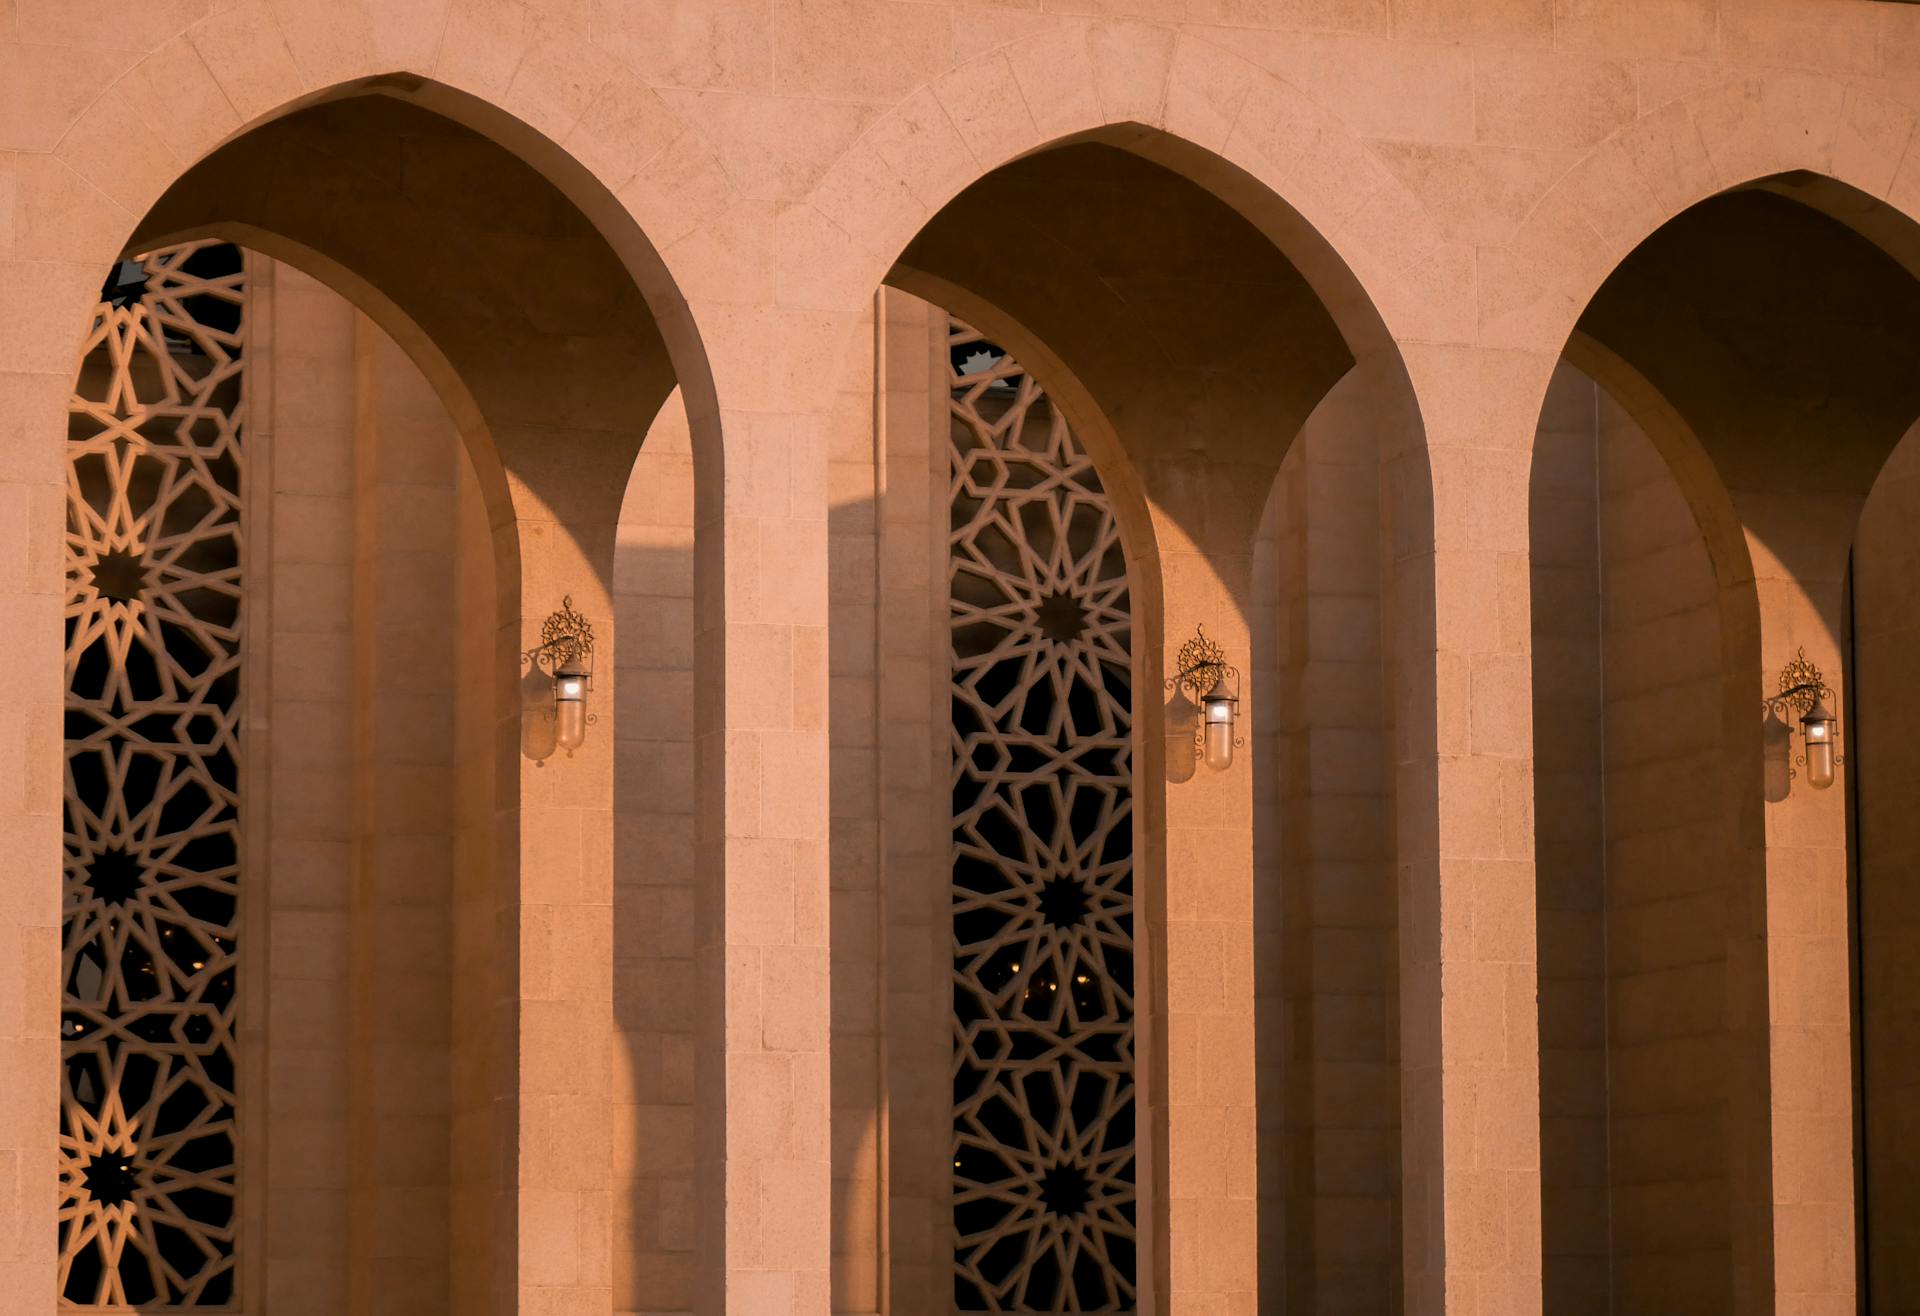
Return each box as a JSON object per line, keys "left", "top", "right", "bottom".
{"left": 125, "top": 91, "right": 687, "bottom": 553}
{"left": 804, "top": 26, "right": 1461, "bottom": 368}
{"left": 42, "top": 25, "right": 736, "bottom": 482}
{"left": 892, "top": 141, "right": 1354, "bottom": 564}
{"left": 1496, "top": 72, "right": 1920, "bottom": 362}
{"left": 1575, "top": 186, "right": 1920, "bottom": 592}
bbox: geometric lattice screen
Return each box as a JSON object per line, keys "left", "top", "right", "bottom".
{"left": 947, "top": 317, "right": 1137, "bottom": 1311}
{"left": 60, "top": 242, "right": 246, "bottom": 1307}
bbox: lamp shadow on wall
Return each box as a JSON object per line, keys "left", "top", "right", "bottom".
{"left": 1762, "top": 710, "right": 1794, "bottom": 804}
{"left": 520, "top": 665, "right": 561, "bottom": 763}
{"left": 1164, "top": 690, "right": 1200, "bottom": 785}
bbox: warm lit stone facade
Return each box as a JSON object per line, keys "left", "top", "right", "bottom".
{"left": 7, "top": 2, "right": 1920, "bottom": 1313}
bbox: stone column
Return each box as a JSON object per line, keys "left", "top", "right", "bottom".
{"left": 611, "top": 391, "right": 700, "bottom": 1312}
{"left": 1137, "top": 429, "right": 1278, "bottom": 1314}
{"left": 1270, "top": 373, "right": 1401, "bottom": 1311}
{"left": 346, "top": 318, "right": 462, "bottom": 1316}
{"left": 1396, "top": 344, "right": 1547, "bottom": 1316}
{"left": 874, "top": 291, "right": 947, "bottom": 1315}
{"left": 827, "top": 294, "right": 884, "bottom": 1316}
{"left": 0, "top": 317, "right": 80, "bottom": 1316}
{"left": 1156, "top": 541, "right": 1260, "bottom": 1315}
{"left": 1740, "top": 494, "right": 1860, "bottom": 1314}
{"left": 691, "top": 319, "right": 837, "bottom": 1314}
{"left": 488, "top": 431, "right": 622, "bottom": 1315}
{"left": 259, "top": 263, "right": 358, "bottom": 1315}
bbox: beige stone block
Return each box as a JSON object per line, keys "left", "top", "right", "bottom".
{"left": 1255, "top": 31, "right": 1477, "bottom": 144}
{"left": 1721, "top": 0, "right": 1879, "bottom": 76}
{"left": 54, "top": 89, "right": 188, "bottom": 232}
{"left": 1553, "top": 0, "right": 1717, "bottom": 60}
{"left": 1392, "top": 0, "right": 1550, "bottom": 46}
{"left": 844, "top": 86, "right": 972, "bottom": 218}
{"left": 0, "top": 41, "right": 143, "bottom": 154}
{"left": 497, "top": 28, "right": 626, "bottom": 147}
{"left": 774, "top": 201, "right": 870, "bottom": 313}
{"left": 1618, "top": 95, "right": 1721, "bottom": 216}
{"left": 620, "top": 127, "right": 739, "bottom": 254}
{"left": 759, "top": 946, "right": 829, "bottom": 1052}
{"left": 772, "top": 0, "right": 951, "bottom": 103}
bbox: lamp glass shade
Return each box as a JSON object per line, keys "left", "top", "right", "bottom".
{"left": 1801, "top": 697, "right": 1836, "bottom": 790}
{"left": 1201, "top": 676, "right": 1236, "bottom": 772}
{"left": 554, "top": 659, "right": 589, "bottom": 753}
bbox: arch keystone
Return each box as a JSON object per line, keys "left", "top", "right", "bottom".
{"left": 1087, "top": 20, "right": 1176, "bottom": 129}
{"left": 1004, "top": 23, "right": 1102, "bottom": 142}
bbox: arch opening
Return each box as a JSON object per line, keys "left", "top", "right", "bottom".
{"left": 823, "top": 125, "right": 1430, "bottom": 1316}
{"left": 1527, "top": 173, "right": 1920, "bottom": 1315}
{"left": 54, "top": 80, "right": 708, "bottom": 1314}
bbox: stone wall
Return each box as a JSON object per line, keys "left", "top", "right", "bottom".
{"left": 1532, "top": 362, "right": 1736, "bottom": 1313}
{"left": 613, "top": 389, "right": 699, "bottom": 1315}
{"left": 256, "top": 263, "right": 476, "bottom": 1314}
{"left": 1267, "top": 370, "right": 1402, "bottom": 1311}
{"left": 11, "top": 4, "right": 1920, "bottom": 1308}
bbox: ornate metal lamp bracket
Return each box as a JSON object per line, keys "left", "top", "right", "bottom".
{"left": 1765, "top": 647, "right": 1830, "bottom": 718}
{"left": 522, "top": 595, "right": 595, "bottom": 678}
{"left": 1166, "top": 623, "right": 1245, "bottom": 756}
{"left": 1764, "top": 647, "right": 1844, "bottom": 779}
{"left": 1166, "top": 623, "right": 1234, "bottom": 699}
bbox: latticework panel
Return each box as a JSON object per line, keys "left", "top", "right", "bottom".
{"left": 60, "top": 243, "right": 247, "bottom": 1308}
{"left": 947, "top": 319, "right": 1137, "bottom": 1311}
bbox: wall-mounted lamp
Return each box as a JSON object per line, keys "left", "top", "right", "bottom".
{"left": 1765, "top": 648, "right": 1842, "bottom": 793}
{"left": 1167, "top": 624, "right": 1243, "bottom": 772}
{"left": 523, "top": 596, "right": 596, "bottom": 759}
